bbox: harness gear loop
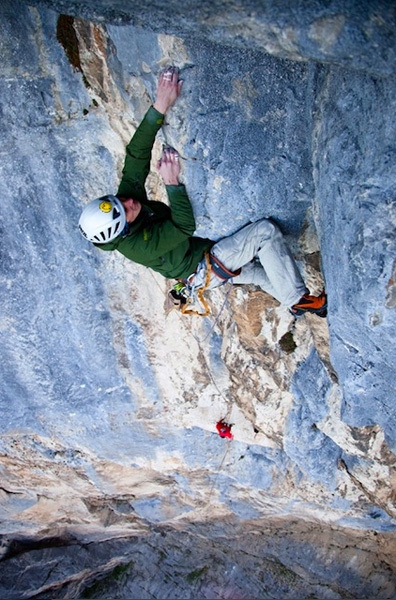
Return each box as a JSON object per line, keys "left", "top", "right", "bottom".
{"left": 176, "top": 252, "right": 241, "bottom": 317}
{"left": 181, "top": 251, "right": 212, "bottom": 316}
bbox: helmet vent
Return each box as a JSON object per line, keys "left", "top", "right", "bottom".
{"left": 79, "top": 225, "right": 87, "bottom": 239}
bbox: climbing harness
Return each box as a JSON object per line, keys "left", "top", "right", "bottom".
{"left": 170, "top": 251, "right": 241, "bottom": 317}
{"left": 209, "top": 253, "right": 241, "bottom": 281}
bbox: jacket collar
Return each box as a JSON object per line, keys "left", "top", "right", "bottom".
{"left": 122, "top": 205, "right": 153, "bottom": 237}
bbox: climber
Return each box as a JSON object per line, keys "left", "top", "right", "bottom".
{"left": 78, "top": 66, "right": 327, "bottom": 318}
{"left": 216, "top": 420, "right": 234, "bottom": 440}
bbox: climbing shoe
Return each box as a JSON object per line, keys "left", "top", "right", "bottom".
{"left": 290, "top": 291, "right": 327, "bottom": 318}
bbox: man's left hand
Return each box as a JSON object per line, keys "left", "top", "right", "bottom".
{"left": 157, "top": 146, "right": 181, "bottom": 185}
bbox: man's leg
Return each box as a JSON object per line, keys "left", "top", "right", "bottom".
{"left": 210, "top": 219, "right": 308, "bottom": 307}
{"left": 230, "top": 260, "right": 278, "bottom": 298}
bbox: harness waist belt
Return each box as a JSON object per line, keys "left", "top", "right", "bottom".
{"left": 209, "top": 252, "right": 241, "bottom": 281}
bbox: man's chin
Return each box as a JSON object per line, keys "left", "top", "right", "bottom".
{"left": 126, "top": 202, "right": 142, "bottom": 223}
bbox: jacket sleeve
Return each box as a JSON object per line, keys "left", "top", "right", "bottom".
{"left": 117, "top": 106, "right": 164, "bottom": 198}
{"left": 165, "top": 184, "right": 196, "bottom": 235}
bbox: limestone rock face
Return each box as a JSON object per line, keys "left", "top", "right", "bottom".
{"left": 1, "top": 0, "right": 396, "bottom": 597}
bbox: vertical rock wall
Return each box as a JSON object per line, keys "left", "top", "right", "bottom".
{"left": 1, "top": 0, "right": 396, "bottom": 597}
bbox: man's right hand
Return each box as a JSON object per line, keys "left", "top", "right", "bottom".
{"left": 153, "top": 67, "right": 183, "bottom": 115}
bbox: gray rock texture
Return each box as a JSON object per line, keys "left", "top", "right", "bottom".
{"left": 1, "top": 0, "right": 396, "bottom": 597}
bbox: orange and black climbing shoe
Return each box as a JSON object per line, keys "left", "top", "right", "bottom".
{"left": 290, "top": 291, "right": 327, "bottom": 318}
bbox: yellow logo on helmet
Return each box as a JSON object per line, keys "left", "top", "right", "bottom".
{"left": 99, "top": 200, "right": 112, "bottom": 213}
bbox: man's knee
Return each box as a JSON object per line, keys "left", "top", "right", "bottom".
{"left": 251, "top": 218, "right": 281, "bottom": 241}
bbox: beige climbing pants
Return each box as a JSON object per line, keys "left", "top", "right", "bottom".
{"left": 187, "top": 219, "right": 307, "bottom": 308}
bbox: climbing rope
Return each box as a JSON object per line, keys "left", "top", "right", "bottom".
{"left": 146, "top": 267, "right": 236, "bottom": 509}
{"left": 201, "top": 438, "right": 233, "bottom": 509}
{"left": 200, "top": 280, "right": 233, "bottom": 343}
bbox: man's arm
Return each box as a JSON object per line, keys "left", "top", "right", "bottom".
{"left": 117, "top": 107, "right": 164, "bottom": 198}
{"left": 156, "top": 145, "right": 195, "bottom": 234}
{"left": 117, "top": 67, "right": 182, "bottom": 198}
{"left": 114, "top": 148, "right": 195, "bottom": 259}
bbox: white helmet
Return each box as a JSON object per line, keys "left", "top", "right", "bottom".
{"left": 79, "top": 195, "right": 126, "bottom": 243}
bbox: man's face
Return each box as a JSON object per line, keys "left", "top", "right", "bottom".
{"left": 120, "top": 198, "right": 142, "bottom": 223}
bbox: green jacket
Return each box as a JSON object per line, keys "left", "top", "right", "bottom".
{"left": 95, "top": 106, "right": 213, "bottom": 279}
